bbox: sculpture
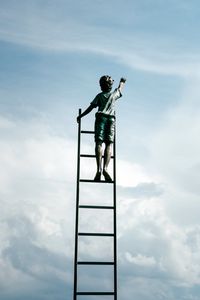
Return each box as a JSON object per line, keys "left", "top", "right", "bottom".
{"left": 77, "top": 75, "right": 126, "bottom": 182}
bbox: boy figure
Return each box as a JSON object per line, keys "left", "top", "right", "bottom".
{"left": 77, "top": 75, "right": 126, "bottom": 182}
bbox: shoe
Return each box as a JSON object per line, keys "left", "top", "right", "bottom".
{"left": 94, "top": 171, "right": 101, "bottom": 181}
{"left": 103, "top": 170, "right": 112, "bottom": 182}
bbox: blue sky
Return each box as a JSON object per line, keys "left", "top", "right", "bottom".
{"left": 1, "top": 1, "right": 200, "bottom": 299}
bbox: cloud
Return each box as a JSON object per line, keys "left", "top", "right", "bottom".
{"left": 118, "top": 197, "right": 200, "bottom": 288}
{"left": 125, "top": 252, "right": 156, "bottom": 267}
{"left": 117, "top": 159, "right": 161, "bottom": 187}
{"left": 149, "top": 75, "right": 200, "bottom": 196}
{"left": 1, "top": 1, "right": 200, "bottom": 78}
{"left": 118, "top": 182, "right": 164, "bottom": 199}
{"left": 0, "top": 115, "right": 76, "bottom": 299}
{"left": 1, "top": 101, "right": 200, "bottom": 300}
{"left": 0, "top": 116, "right": 15, "bottom": 129}
{"left": 112, "top": 70, "right": 200, "bottom": 299}
{"left": 0, "top": 214, "right": 72, "bottom": 300}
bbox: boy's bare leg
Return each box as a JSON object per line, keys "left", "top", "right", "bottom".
{"left": 94, "top": 141, "right": 103, "bottom": 181}
{"left": 103, "top": 142, "right": 112, "bottom": 182}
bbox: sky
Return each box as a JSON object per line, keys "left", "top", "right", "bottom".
{"left": 1, "top": 0, "right": 200, "bottom": 299}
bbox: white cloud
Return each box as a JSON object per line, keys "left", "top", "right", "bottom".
{"left": 1, "top": 103, "right": 200, "bottom": 299}
{"left": 118, "top": 197, "right": 200, "bottom": 287}
{"left": 117, "top": 159, "right": 160, "bottom": 187}
{"left": 112, "top": 73, "right": 200, "bottom": 298}
{"left": 0, "top": 116, "right": 15, "bottom": 129}
{"left": 149, "top": 75, "right": 200, "bottom": 196}
{"left": 125, "top": 252, "right": 156, "bottom": 267}
{"left": 1, "top": 1, "right": 200, "bottom": 78}
{"left": 0, "top": 115, "right": 76, "bottom": 298}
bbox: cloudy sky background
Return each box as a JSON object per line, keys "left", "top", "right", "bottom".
{"left": 1, "top": 0, "right": 200, "bottom": 299}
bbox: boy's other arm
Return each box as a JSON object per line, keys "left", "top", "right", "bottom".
{"left": 118, "top": 77, "right": 126, "bottom": 93}
{"left": 77, "top": 103, "right": 95, "bottom": 123}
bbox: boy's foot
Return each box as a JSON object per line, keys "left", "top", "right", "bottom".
{"left": 103, "top": 170, "right": 112, "bottom": 182}
{"left": 94, "top": 171, "right": 101, "bottom": 181}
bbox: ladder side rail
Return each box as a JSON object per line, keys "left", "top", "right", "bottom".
{"left": 113, "top": 126, "right": 117, "bottom": 300}
{"left": 73, "top": 108, "right": 82, "bottom": 300}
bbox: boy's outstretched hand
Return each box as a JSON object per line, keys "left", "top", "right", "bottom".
{"left": 118, "top": 77, "right": 126, "bottom": 92}
{"left": 120, "top": 77, "right": 126, "bottom": 83}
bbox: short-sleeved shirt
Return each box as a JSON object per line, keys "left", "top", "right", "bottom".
{"left": 90, "top": 88, "right": 122, "bottom": 116}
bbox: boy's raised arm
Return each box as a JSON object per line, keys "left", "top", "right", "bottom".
{"left": 118, "top": 77, "right": 126, "bottom": 93}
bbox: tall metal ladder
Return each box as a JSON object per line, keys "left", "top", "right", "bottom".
{"left": 73, "top": 109, "right": 118, "bottom": 299}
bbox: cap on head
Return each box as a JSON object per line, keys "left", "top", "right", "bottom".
{"left": 99, "top": 75, "right": 114, "bottom": 92}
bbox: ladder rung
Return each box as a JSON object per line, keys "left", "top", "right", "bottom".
{"left": 81, "top": 130, "right": 94, "bottom": 134}
{"left": 78, "top": 232, "right": 114, "bottom": 237}
{"left": 80, "top": 154, "right": 114, "bottom": 158}
{"left": 80, "top": 154, "right": 95, "bottom": 158}
{"left": 77, "top": 261, "right": 114, "bottom": 265}
{"left": 80, "top": 179, "right": 114, "bottom": 184}
{"left": 76, "top": 292, "right": 114, "bottom": 296}
{"left": 79, "top": 205, "right": 114, "bottom": 209}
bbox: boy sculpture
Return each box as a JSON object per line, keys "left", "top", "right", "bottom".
{"left": 77, "top": 75, "right": 126, "bottom": 182}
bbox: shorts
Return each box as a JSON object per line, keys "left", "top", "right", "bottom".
{"left": 94, "top": 113, "right": 115, "bottom": 143}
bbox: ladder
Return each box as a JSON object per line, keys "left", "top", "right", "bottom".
{"left": 73, "top": 109, "right": 118, "bottom": 299}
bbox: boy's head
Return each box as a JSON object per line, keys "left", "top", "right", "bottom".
{"left": 99, "top": 75, "right": 114, "bottom": 92}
